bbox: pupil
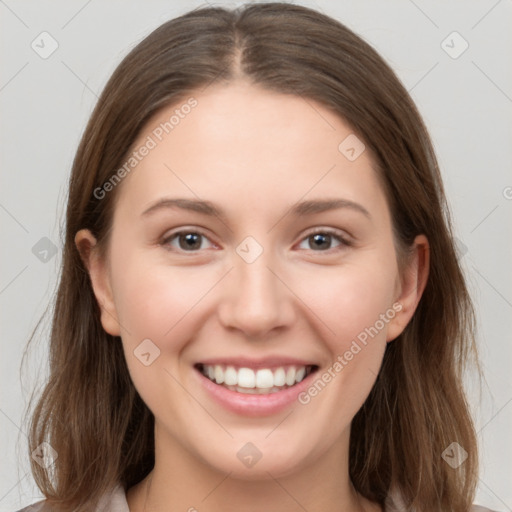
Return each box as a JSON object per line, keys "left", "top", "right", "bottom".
{"left": 311, "top": 233, "right": 330, "bottom": 250}
{"left": 177, "top": 233, "right": 331, "bottom": 251}
{"left": 180, "top": 233, "right": 201, "bottom": 250}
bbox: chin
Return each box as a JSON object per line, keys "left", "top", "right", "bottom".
{"left": 199, "top": 440, "right": 314, "bottom": 481}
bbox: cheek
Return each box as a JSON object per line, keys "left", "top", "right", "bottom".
{"left": 109, "top": 252, "right": 217, "bottom": 409}
{"left": 295, "top": 258, "right": 398, "bottom": 347}
{"left": 112, "top": 258, "right": 217, "bottom": 342}
{"left": 292, "top": 263, "right": 396, "bottom": 425}
{"left": 105, "top": 231, "right": 191, "bottom": 343}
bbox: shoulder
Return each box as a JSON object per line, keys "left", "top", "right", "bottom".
{"left": 15, "top": 484, "right": 129, "bottom": 512}
{"left": 385, "top": 489, "right": 500, "bottom": 511}
{"left": 15, "top": 487, "right": 500, "bottom": 512}
{"left": 385, "top": 502, "right": 499, "bottom": 512}
{"left": 15, "top": 502, "right": 47, "bottom": 512}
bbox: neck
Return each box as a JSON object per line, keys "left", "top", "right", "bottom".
{"left": 127, "top": 423, "right": 382, "bottom": 512}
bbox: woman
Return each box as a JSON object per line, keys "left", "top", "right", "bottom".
{"left": 18, "top": 3, "right": 495, "bottom": 511}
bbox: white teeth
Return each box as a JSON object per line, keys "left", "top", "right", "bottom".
{"left": 224, "top": 366, "right": 238, "bottom": 386}
{"left": 273, "top": 367, "right": 286, "bottom": 386}
{"left": 238, "top": 368, "right": 256, "bottom": 388}
{"left": 285, "top": 367, "right": 296, "bottom": 386}
{"left": 295, "top": 367, "right": 306, "bottom": 383}
{"left": 214, "top": 365, "right": 224, "bottom": 384}
{"left": 255, "top": 369, "right": 274, "bottom": 388}
{"left": 200, "top": 364, "right": 313, "bottom": 392}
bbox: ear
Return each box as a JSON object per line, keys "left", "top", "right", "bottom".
{"left": 386, "top": 234, "right": 430, "bottom": 342}
{"left": 74, "top": 229, "right": 121, "bottom": 337}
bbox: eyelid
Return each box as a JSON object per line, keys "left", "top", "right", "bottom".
{"left": 160, "top": 227, "right": 217, "bottom": 252}
{"left": 160, "top": 226, "right": 352, "bottom": 253}
{"left": 296, "top": 227, "right": 352, "bottom": 251}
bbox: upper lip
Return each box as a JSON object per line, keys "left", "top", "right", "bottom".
{"left": 196, "top": 356, "right": 319, "bottom": 370}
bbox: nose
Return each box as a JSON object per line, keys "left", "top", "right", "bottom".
{"left": 217, "top": 248, "right": 296, "bottom": 340}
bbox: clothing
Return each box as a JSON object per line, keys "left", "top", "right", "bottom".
{"left": 15, "top": 484, "right": 499, "bottom": 511}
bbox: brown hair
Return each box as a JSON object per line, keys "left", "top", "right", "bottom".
{"left": 22, "top": 3, "right": 479, "bottom": 511}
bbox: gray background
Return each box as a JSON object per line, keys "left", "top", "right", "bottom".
{"left": 1, "top": 1, "right": 511, "bottom": 510}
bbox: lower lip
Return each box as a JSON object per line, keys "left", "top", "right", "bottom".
{"left": 194, "top": 367, "right": 318, "bottom": 416}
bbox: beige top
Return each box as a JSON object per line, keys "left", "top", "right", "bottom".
{"left": 16, "top": 484, "right": 498, "bottom": 511}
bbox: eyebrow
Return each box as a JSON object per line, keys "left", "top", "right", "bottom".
{"left": 141, "top": 197, "right": 371, "bottom": 221}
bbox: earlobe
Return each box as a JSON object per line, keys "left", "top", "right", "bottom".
{"left": 386, "top": 234, "right": 430, "bottom": 342}
{"left": 74, "top": 229, "right": 121, "bottom": 337}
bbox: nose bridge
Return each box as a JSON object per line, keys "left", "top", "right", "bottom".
{"left": 218, "top": 235, "right": 295, "bottom": 337}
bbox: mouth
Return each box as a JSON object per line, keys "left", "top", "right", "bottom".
{"left": 194, "top": 363, "right": 319, "bottom": 395}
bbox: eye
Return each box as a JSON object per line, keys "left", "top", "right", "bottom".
{"left": 297, "top": 228, "right": 350, "bottom": 252}
{"left": 161, "top": 229, "right": 215, "bottom": 252}
{"left": 161, "top": 227, "right": 351, "bottom": 254}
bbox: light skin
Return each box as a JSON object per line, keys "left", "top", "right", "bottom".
{"left": 75, "top": 80, "right": 429, "bottom": 512}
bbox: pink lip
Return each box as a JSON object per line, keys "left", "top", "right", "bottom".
{"left": 193, "top": 365, "right": 319, "bottom": 417}
{"left": 197, "top": 356, "right": 318, "bottom": 370}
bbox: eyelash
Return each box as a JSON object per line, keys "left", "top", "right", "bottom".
{"left": 160, "top": 227, "right": 351, "bottom": 254}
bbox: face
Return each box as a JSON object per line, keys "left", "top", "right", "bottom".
{"left": 77, "top": 81, "right": 426, "bottom": 480}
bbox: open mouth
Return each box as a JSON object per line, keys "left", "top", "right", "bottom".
{"left": 194, "top": 363, "right": 319, "bottom": 395}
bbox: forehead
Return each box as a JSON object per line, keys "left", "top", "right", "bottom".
{"left": 112, "top": 81, "right": 388, "bottom": 224}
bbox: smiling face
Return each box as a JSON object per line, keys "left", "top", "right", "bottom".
{"left": 76, "top": 80, "right": 426, "bottom": 482}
